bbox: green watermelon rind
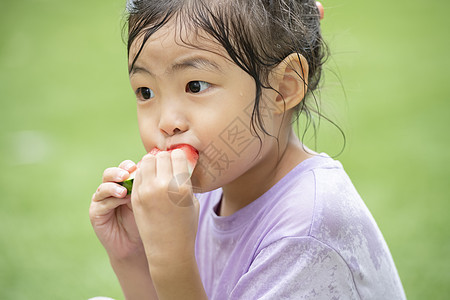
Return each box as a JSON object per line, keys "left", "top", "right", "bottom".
{"left": 119, "top": 178, "right": 134, "bottom": 195}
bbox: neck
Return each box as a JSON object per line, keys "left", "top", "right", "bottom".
{"left": 219, "top": 130, "right": 314, "bottom": 216}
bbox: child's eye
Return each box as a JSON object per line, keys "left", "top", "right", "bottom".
{"left": 186, "top": 81, "right": 210, "bottom": 93}
{"left": 136, "top": 87, "right": 155, "bottom": 101}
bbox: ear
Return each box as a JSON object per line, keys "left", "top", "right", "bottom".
{"left": 271, "top": 53, "right": 309, "bottom": 114}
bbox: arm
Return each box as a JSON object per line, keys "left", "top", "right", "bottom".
{"left": 110, "top": 254, "right": 158, "bottom": 300}
{"left": 149, "top": 255, "right": 206, "bottom": 299}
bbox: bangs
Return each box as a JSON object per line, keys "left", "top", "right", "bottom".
{"left": 125, "top": 0, "right": 289, "bottom": 81}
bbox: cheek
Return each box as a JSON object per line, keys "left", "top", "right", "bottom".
{"left": 193, "top": 112, "right": 262, "bottom": 188}
{"left": 137, "top": 109, "right": 158, "bottom": 151}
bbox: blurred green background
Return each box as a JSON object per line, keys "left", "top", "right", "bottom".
{"left": 0, "top": 0, "right": 448, "bottom": 299}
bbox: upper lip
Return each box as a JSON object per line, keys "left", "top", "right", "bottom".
{"left": 167, "top": 143, "right": 184, "bottom": 150}
{"left": 166, "top": 143, "right": 199, "bottom": 153}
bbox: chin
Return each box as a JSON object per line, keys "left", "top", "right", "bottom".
{"left": 190, "top": 171, "right": 226, "bottom": 194}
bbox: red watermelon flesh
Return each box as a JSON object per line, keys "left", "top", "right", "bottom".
{"left": 119, "top": 144, "right": 199, "bottom": 194}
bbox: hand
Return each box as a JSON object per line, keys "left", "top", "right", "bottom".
{"left": 90, "top": 160, "right": 159, "bottom": 299}
{"left": 90, "top": 160, "right": 144, "bottom": 260}
{"left": 131, "top": 149, "right": 200, "bottom": 269}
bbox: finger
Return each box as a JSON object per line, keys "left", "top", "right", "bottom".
{"left": 93, "top": 182, "right": 128, "bottom": 202}
{"left": 156, "top": 151, "right": 172, "bottom": 180}
{"left": 171, "top": 149, "right": 189, "bottom": 176}
{"left": 102, "top": 167, "right": 130, "bottom": 183}
{"left": 90, "top": 197, "right": 130, "bottom": 218}
{"left": 135, "top": 153, "right": 156, "bottom": 187}
{"left": 118, "top": 160, "right": 137, "bottom": 173}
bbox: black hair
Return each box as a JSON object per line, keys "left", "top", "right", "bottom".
{"left": 124, "top": 0, "right": 344, "bottom": 154}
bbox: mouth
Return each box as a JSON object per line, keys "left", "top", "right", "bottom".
{"left": 120, "top": 143, "right": 200, "bottom": 194}
{"left": 164, "top": 144, "right": 199, "bottom": 176}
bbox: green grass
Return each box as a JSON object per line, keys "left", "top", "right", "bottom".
{"left": 1, "top": 0, "right": 449, "bottom": 299}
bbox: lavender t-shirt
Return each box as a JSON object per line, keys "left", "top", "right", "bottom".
{"left": 195, "top": 154, "right": 406, "bottom": 299}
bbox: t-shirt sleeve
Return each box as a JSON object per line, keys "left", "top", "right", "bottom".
{"left": 229, "top": 236, "right": 361, "bottom": 299}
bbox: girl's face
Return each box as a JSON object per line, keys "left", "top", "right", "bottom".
{"left": 128, "top": 24, "right": 283, "bottom": 192}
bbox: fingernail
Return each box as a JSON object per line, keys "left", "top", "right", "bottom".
{"left": 143, "top": 153, "right": 153, "bottom": 160}
{"left": 116, "top": 170, "right": 128, "bottom": 181}
{"left": 115, "top": 186, "right": 126, "bottom": 196}
{"left": 124, "top": 161, "right": 135, "bottom": 170}
{"left": 171, "top": 148, "right": 184, "bottom": 156}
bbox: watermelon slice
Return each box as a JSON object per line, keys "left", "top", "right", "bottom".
{"left": 119, "top": 144, "right": 199, "bottom": 194}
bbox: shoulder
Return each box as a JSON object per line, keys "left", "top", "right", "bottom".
{"left": 252, "top": 156, "right": 406, "bottom": 299}
{"left": 255, "top": 154, "right": 359, "bottom": 244}
{"left": 267, "top": 153, "right": 371, "bottom": 242}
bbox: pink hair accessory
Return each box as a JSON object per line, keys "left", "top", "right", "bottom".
{"left": 316, "top": 1, "right": 324, "bottom": 20}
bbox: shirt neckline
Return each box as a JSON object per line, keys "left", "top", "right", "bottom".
{"left": 209, "top": 153, "right": 335, "bottom": 232}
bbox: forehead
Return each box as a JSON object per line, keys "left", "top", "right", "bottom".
{"left": 128, "top": 21, "right": 229, "bottom": 69}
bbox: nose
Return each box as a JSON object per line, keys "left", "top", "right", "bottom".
{"left": 158, "top": 101, "right": 188, "bottom": 137}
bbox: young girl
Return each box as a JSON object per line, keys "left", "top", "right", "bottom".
{"left": 90, "top": 0, "right": 406, "bottom": 299}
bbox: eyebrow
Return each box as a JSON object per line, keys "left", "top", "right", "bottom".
{"left": 129, "top": 56, "right": 223, "bottom": 77}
